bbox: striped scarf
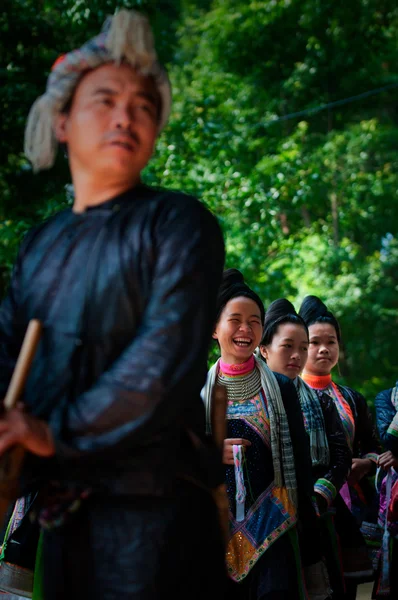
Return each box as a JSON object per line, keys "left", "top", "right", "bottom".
{"left": 202, "top": 355, "right": 298, "bottom": 508}
{"left": 294, "top": 377, "right": 329, "bottom": 468}
{"left": 302, "top": 373, "right": 355, "bottom": 452}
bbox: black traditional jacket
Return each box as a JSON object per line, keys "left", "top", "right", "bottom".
{"left": 0, "top": 184, "right": 225, "bottom": 496}
{"left": 375, "top": 384, "right": 398, "bottom": 456}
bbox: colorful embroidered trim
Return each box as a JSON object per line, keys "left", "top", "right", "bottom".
{"left": 331, "top": 382, "right": 355, "bottom": 451}
{"left": 314, "top": 477, "right": 337, "bottom": 506}
{"left": 362, "top": 452, "right": 379, "bottom": 463}
{"left": 387, "top": 412, "right": 398, "bottom": 439}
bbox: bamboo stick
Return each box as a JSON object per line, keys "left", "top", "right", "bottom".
{"left": 0, "top": 320, "right": 42, "bottom": 527}
{"left": 4, "top": 320, "right": 42, "bottom": 411}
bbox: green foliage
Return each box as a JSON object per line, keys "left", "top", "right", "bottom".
{"left": 1, "top": 0, "right": 398, "bottom": 402}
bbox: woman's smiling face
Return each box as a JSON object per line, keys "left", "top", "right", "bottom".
{"left": 213, "top": 296, "right": 263, "bottom": 364}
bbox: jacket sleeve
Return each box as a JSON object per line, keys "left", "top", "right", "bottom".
{"left": 349, "top": 388, "right": 382, "bottom": 468}
{"left": 313, "top": 392, "right": 352, "bottom": 506}
{"left": 375, "top": 388, "right": 398, "bottom": 456}
{"left": 57, "top": 200, "right": 225, "bottom": 456}
{"left": 0, "top": 248, "right": 28, "bottom": 398}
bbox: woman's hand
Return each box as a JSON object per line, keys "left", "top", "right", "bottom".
{"left": 347, "top": 457, "right": 373, "bottom": 485}
{"left": 223, "top": 438, "right": 251, "bottom": 465}
{"left": 0, "top": 405, "right": 55, "bottom": 457}
{"left": 377, "top": 451, "right": 398, "bottom": 471}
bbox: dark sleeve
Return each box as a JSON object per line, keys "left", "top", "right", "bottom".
{"left": 313, "top": 392, "right": 351, "bottom": 504}
{"left": 349, "top": 388, "right": 382, "bottom": 468}
{"left": 274, "top": 373, "right": 313, "bottom": 498}
{"left": 57, "top": 200, "right": 225, "bottom": 457}
{"left": 273, "top": 373, "right": 321, "bottom": 566}
{"left": 375, "top": 388, "right": 398, "bottom": 456}
{"left": 0, "top": 246, "right": 29, "bottom": 398}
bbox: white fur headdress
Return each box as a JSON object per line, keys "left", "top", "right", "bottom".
{"left": 24, "top": 9, "right": 172, "bottom": 172}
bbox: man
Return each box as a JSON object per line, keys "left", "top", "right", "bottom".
{"left": 0, "top": 9, "right": 226, "bottom": 599}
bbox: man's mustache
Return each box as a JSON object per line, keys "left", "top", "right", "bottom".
{"left": 105, "top": 130, "right": 140, "bottom": 145}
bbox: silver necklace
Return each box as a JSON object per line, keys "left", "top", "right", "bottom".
{"left": 217, "top": 367, "right": 262, "bottom": 401}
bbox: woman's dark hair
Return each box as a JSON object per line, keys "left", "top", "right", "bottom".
{"left": 215, "top": 268, "right": 265, "bottom": 325}
{"left": 298, "top": 295, "right": 341, "bottom": 342}
{"left": 260, "top": 298, "right": 308, "bottom": 347}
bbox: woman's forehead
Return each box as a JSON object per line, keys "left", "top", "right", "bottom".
{"left": 225, "top": 296, "right": 261, "bottom": 315}
{"left": 274, "top": 322, "right": 308, "bottom": 339}
{"left": 309, "top": 322, "right": 337, "bottom": 337}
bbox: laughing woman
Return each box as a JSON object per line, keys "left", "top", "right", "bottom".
{"left": 259, "top": 298, "right": 351, "bottom": 598}
{"left": 299, "top": 295, "right": 382, "bottom": 599}
{"left": 203, "top": 270, "right": 322, "bottom": 600}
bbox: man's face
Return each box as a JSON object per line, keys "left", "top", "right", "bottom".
{"left": 55, "top": 63, "right": 160, "bottom": 184}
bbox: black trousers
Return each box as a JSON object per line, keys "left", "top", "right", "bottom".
{"left": 41, "top": 481, "right": 227, "bottom": 600}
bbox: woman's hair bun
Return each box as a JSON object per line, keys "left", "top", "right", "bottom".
{"left": 215, "top": 268, "right": 265, "bottom": 325}
{"left": 265, "top": 298, "right": 297, "bottom": 323}
{"left": 299, "top": 295, "right": 329, "bottom": 323}
{"left": 221, "top": 268, "right": 245, "bottom": 286}
{"left": 298, "top": 295, "right": 341, "bottom": 341}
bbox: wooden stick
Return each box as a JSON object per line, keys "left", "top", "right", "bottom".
{"left": 210, "top": 384, "right": 229, "bottom": 547}
{"left": 0, "top": 320, "right": 42, "bottom": 527}
{"left": 211, "top": 383, "right": 228, "bottom": 450}
{"left": 4, "top": 319, "right": 42, "bottom": 411}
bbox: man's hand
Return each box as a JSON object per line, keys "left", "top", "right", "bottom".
{"left": 0, "top": 405, "right": 55, "bottom": 457}
{"left": 347, "top": 457, "right": 372, "bottom": 485}
{"left": 377, "top": 451, "right": 398, "bottom": 471}
{"left": 223, "top": 438, "right": 251, "bottom": 465}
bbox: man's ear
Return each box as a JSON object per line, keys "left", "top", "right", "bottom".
{"left": 212, "top": 330, "right": 218, "bottom": 340}
{"left": 54, "top": 113, "right": 69, "bottom": 143}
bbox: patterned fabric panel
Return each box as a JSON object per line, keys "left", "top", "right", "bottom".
{"left": 227, "top": 390, "right": 270, "bottom": 449}
{"left": 226, "top": 483, "right": 296, "bottom": 581}
{"left": 227, "top": 398, "right": 258, "bottom": 419}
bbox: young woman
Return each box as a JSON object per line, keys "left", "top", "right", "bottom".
{"left": 203, "top": 270, "right": 323, "bottom": 600}
{"left": 259, "top": 298, "right": 351, "bottom": 598}
{"left": 373, "top": 381, "right": 398, "bottom": 598}
{"left": 299, "top": 295, "right": 381, "bottom": 599}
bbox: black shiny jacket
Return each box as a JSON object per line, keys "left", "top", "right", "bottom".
{"left": 375, "top": 384, "right": 398, "bottom": 456}
{"left": 0, "top": 185, "right": 225, "bottom": 496}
